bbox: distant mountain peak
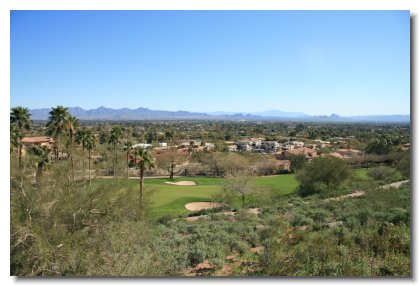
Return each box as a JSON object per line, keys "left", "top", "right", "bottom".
{"left": 27, "top": 106, "right": 409, "bottom": 122}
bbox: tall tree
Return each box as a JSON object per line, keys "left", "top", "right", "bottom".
{"left": 75, "top": 127, "right": 89, "bottom": 178}
{"left": 296, "top": 155, "right": 350, "bottom": 196}
{"left": 156, "top": 147, "right": 180, "bottom": 179}
{"left": 84, "top": 130, "right": 96, "bottom": 186}
{"left": 124, "top": 141, "right": 133, "bottom": 179}
{"left": 46, "top": 106, "right": 70, "bottom": 162}
{"left": 365, "top": 137, "right": 392, "bottom": 155}
{"left": 66, "top": 115, "right": 79, "bottom": 182}
{"left": 10, "top": 125, "right": 22, "bottom": 154}
{"left": 29, "top": 145, "right": 50, "bottom": 182}
{"left": 10, "top": 106, "right": 32, "bottom": 169}
{"left": 109, "top": 126, "right": 123, "bottom": 179}
{"left": 134, "top": 147, "right": 155, "bottom": 213}
{"left": 222, "top": 172, "right": 254, "bottom": 208}
{"left": 289, "top": 154, "right": 307, "bottom": 172}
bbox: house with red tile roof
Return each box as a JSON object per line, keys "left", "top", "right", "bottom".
{"left": 21, "top": 136, "right": 54, "bottom": 146}
{"left": 21, "top": 136, "right": 54, "bottom": 156}
{"left": 274, "top": 147, "right": 317, "bottom": 160}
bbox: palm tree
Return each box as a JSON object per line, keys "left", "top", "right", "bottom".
{"left": 84, "top": 130, "right": 96, "bottom": 186}
{"left": 66, "top": 116, "right": 79, "bottom": 182}
{"left": 108, "top": 126, "right": 122, "bottom": 179}
{"left": 46, "top": 106, "right": 70, "bottom": 162}
{"left": 123, "top": 141, "right": 133, "bottom": 179}
{"left": 10, "top": 106, "right": 32, "bottom": 168}
{"left": 134, "top": 147, "right": 155, "bottom": 212}
{"left": 29, "top": 145, "right": 50, "bottom": 182}
{"left": 75, "top": 127, "right": 89, "bottom": 178}
{"left": 10, "top": 125, "right": 22, "bottom": 154}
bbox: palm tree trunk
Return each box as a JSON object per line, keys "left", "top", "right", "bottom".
{"left": 82, "top": 144, "right": 85, "bottom": 179}
{"left": 88, "top": 149, "right": 91, "bottom": 186}
{"left": 113, "top": 145, "right": 116, "bottom": 179}
{"left": 115, "top": 147, "right": 118, "bottom": 179}
{"left": 140, "top": 164, "right": 144, "bottom": 213}
{"left": 70, "top": 139, "right": 75, "bottom": 182}
{"left": 18, "top": 145, "right": 22, "bottom": 170}
{"left": 127, "top": 151, "right": 129, "bottom": 179}
{"left": 56, "top": 134, "right": 60, "bottom": 162}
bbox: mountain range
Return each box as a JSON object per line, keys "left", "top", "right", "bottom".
{"left": 29, "top": 106, "right": 410, "bottom": 122}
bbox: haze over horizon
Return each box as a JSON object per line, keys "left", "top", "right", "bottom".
{"left": 26, "top": 105, "right": 410, "bottom": 119}
{"left": 11, "top": 11, "right": 410, "bottom": 116}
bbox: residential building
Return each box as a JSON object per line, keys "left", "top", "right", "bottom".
{"left": 133, "top": 143, "right": 152, "bottom": 149}
{"left": 237, "top": 140, "right": 252, "bottom": 151}
{"left": 260, "top": 141, "right": 280, "bottom": 153}
{"left": 204, "top": 143, "right": 215, "bottom": 150}
{"left": 290, "top": 141, "right": 304, "bottom": 148}
{"left": 336, "top": 149, "right": 362, "bottom": 158}
{"left": 227, "top": 145, "right": 238, "bottom": 152}
{"left": 304, "top": 143, "right": 317, "bottom": 149}
{"left": 274, "top": 147, "right": 317, "bottom": 160}
{"left": 158, "top": 142, "right": 167, "bottom": 148}
{"left": 22, "top": 136, "right": 54, "bottom": 149}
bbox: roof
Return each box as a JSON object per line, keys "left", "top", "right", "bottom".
{"left": 337, "top": 148, "right": 361, "bottom": 153}
{"left": 336, "top": 149, "right": 362, "bottom": 156}
{"left": 21, "top": 136, "right": 54, "bottom": 144}
{"left": 285, "top": 147, "right": 316, "bottom": 156}
{"left": 133, "top": 143, "right": 152, "bottom": 148}
{"left": 327, "top": 152, "right": 345, "bottom": 159}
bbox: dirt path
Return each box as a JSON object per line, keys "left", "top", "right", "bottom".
{"left": 325, "top": 180, "right": 409, "bottom": 202}
{"left": 324, "top": 191, "right": 365, "bottom": 202}
{"left": 381, "top": 180, "right": 410, "bottom": 190}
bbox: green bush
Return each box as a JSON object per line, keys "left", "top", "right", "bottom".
{"left": 367, "top": 166, "right": 402, "bottom": 183}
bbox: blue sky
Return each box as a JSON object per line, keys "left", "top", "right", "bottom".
{"left": 11, "top": 10, "right": 410, "bottom": 116}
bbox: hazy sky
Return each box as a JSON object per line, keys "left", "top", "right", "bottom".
{"left": 11, "top": 10, "right": 410, "bottom": 116}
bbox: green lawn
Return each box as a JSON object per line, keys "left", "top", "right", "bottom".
{"left": 93, "top": 174, "right": 298, "bottom": 217}
{"left": 149, "top": 184, "right": 220, "bottom": 216}
{"left": 91, "top": 170, "right": 377, "bottom": 217}
{"left": 252, "top": 174, "right": 298, "bottom": 195}
{"left": 352, "top": 168, "right": 371, "bottom": 181}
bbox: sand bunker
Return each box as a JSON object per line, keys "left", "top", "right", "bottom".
{"left": 165, "top": 181, "right": 197, "bottom": 186}
{"left": 185, "top": 202, "right": 224, "bottom": 211}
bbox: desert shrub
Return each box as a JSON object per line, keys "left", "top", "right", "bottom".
{"left": 383, "top": 208, "right": 410, "bottom": 225}
{"left": 187, "top": 241, "right": 208, "bottom": 265}
{"left": 297, "top": 184, "right": 320, "bottom": 197}
{"left": 309, "top": 209, "right": 332, "bottom": 224}
{"left": 357, "top": 210, "right": 371, "bottom": 227}
{"left": 235, "top": 209, "right": 259, "bottom": 221}
{"left": 188, "top": 205, "right": 231, "bottom": 217}
{"left": 367, "top": 166, "right": 402, "bottom": 183}
{"left": 157, "top": 214, "right": 175, "bottom": 225}
{"left": 341, "top": 215, "right": 359, "bottom": 230}
{"left": 296, "top": 156, "right": 351, "bottom": 196}
{"left": 291, "top": 213, "right": 313, "bottom": 227}
{"left": 397, "top": 153, "right": 410, "bottom": 179}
